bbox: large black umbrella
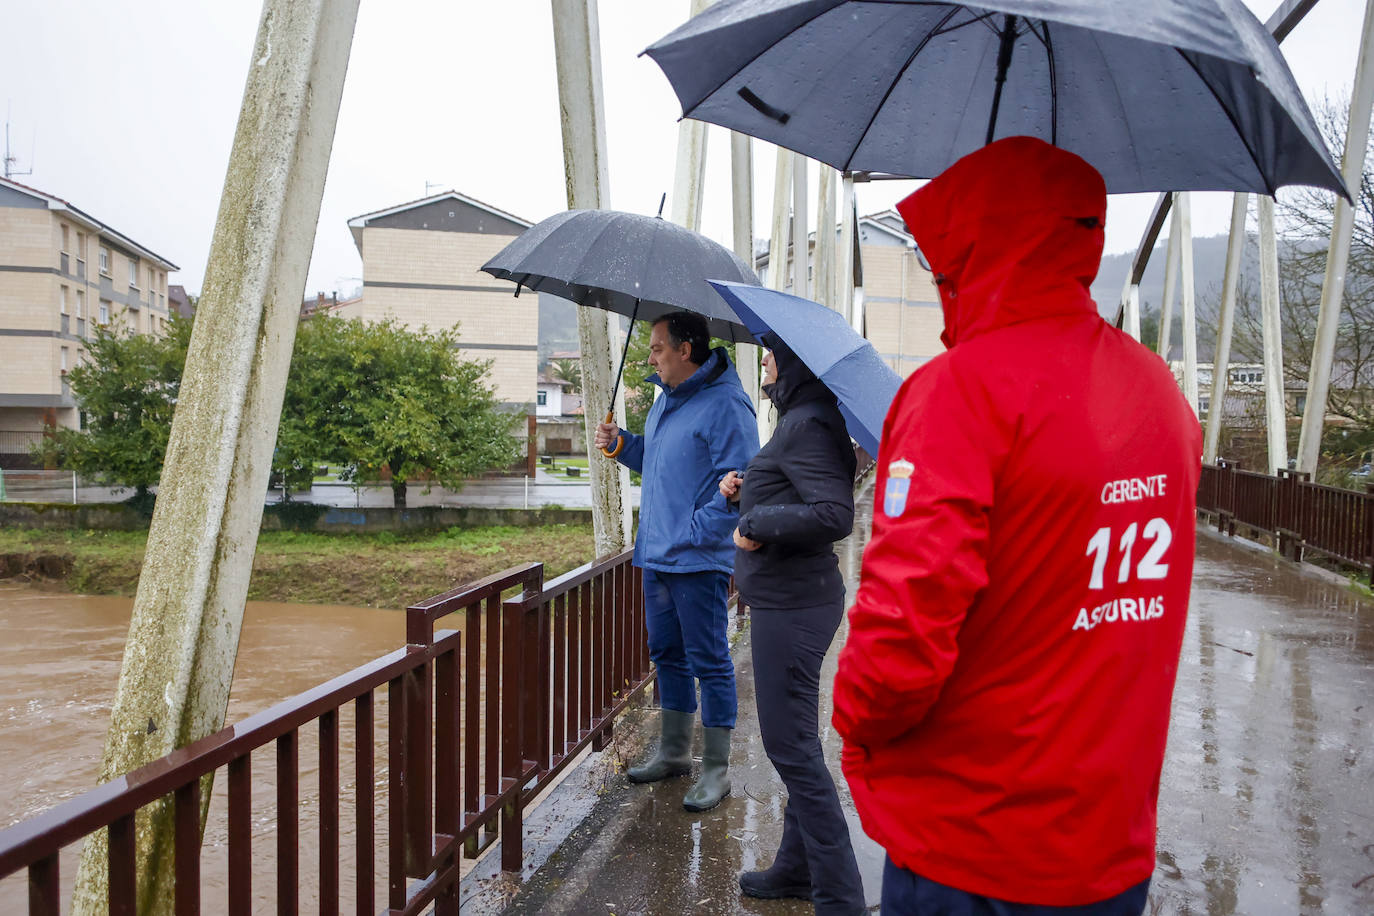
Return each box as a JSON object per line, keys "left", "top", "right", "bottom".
{"left": 481, "top": 208, "right": 758, "bottom": 455}
{"left": 643, "top": 0, "right": 1348, "bottom": 198}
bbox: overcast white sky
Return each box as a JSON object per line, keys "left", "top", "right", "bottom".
{"left": 2, "top": 0, "right": 1368, "bottom": 298}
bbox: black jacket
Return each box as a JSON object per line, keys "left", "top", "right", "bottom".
{"left": 734, "top": 336, "right": 856, "bottom": 609}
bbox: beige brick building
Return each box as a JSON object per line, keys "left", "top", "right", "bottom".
{"left": 0, "top": 177, "right": 177, "bottom": 466}
{"left": 758, "top": 210, "right": 944, "bottom": 378}
{"left": 345, "top": 192, "right": 537, "bottom": 409}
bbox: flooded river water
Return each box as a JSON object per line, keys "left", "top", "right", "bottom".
{"left": 0, "top": 584, "right": 409, "bottom": 911}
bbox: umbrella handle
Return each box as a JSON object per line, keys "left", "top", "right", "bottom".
{"left": 599, "top": 411, "right": 625, "bottom": 459}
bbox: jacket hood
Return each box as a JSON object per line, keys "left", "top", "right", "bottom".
{"left": 760, "top": 332, "right": 835, "bottom": 413}
{"left": 896, "top": 136, "right": 1107, "bottom": 349}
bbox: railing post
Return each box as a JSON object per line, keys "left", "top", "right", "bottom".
{"left": 500, "top": 567, "right": 542, "bottom": 872}
{"left": 1277, "top": 469, "right": 1308, "bottom": 562}
{"left": 401, "top": 602, "right": 435, "bottom": 878}
{"left": 591, "top": 566, "right": 613, "bottom": 752}
{"left": 1216, "top": 459, "right": 1233, "bottom": 534}
{"left": 1364, "top": 483, "right": 1374, "bottom": 573}
{"left": 401, "top": 652, "right": 431, "bottom": 877}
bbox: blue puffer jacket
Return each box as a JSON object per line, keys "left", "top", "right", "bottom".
{"left": 616, "top": 347, "right": 759, "bottom": 574}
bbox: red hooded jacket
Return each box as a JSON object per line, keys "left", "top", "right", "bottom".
{"left": 832, "top": 137, "right": 1201, "bottom": 905}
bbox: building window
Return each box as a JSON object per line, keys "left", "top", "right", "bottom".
{"left": 129, "top": 258, "right": 139, "bottom": 287}
{"left": 1199, "top": 397, "right": 1210, "bottom": 415}
{"left": 99, "top": 246, "right": 110, "bottom": 275}
{"left": 537, "top": 390, "right": 548, "bottom": 406}
{"left": 76, "top": 289, "right": 85, "bottom": 317}
{"left": 61, "top": 224, "right": 69, "bottom": 252}
{"left": 99, "top": 299, "right": 111, "bottom": 325}
{"left": 77, "top": 232, "right": 86, "bottom": 259}
{"left": 60, "top": 347, "right": 69, "bottom": 372}
{"left": 60, "top": 285, "right": 68, "bottom": 314}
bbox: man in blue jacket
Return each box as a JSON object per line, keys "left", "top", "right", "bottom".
{"left": 595, "top": 311, "right": 758, "bottom": 811}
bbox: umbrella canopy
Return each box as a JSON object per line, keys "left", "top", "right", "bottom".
{"left": 482, "top": 208, "right": 758, "bottom": 342}
{"left": 709, "top": 280, "right": 902, "bottom": 457}
{"left": 644, "top": 0, "right": 1348, "bottom": 198}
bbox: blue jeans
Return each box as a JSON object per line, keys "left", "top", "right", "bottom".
{"left": 882, "top": 858, "right": 1150, "bottom": 916}
{"left": 642, "top": 569, "right": 736, "bottom": 728}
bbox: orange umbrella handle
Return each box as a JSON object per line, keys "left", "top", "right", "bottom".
{"left": 600, "top": 411, "right": 625, "bottom": 458}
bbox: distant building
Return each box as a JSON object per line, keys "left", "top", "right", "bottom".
{"left": 168, "top": 284, "right": 193, "bottom": 320}
{"left": 0, "top": 177, "right": 177, "bottom": 466}
{"left": 757, "top": 209, "right": 944, "bottom": 378}
{"left": 345, "top": 191, "right": 538, "bottom": 409}
{"left": 536, "top": 375, "right": 572, "bottom": 417}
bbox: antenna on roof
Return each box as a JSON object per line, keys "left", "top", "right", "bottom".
{"left": 4, "top": 103, "right": 34, "bottom": 181}
{"left": 424, "top": 180, "right": 443, "bottom": 196}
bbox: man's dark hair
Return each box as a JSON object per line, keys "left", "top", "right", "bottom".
{"left": 657, "top": 311, "right": 711, "bottom": 365}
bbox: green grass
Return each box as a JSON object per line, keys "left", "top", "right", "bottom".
{"left": 0, "top": 523, "right": 596, "bottom": 609}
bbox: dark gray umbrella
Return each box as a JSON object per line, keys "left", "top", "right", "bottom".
{"left": 643, "top": 0, "right": 1348, "bottom": 198}
{"left": 482, "top": 208, "right": 757, "bottom": 341}
{"left": 482, "top": 208, "right": 759, "bottom": 455}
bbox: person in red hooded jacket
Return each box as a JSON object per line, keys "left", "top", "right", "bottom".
{"left": 832, "top": 136, "right": 1201, "bottom": 914}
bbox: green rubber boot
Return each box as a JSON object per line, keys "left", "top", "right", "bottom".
{"left": 683, "top": 726, "right": 731, "bottom": 811}
{"left": 627, "top": 708, "right": 694, "bottom": 783}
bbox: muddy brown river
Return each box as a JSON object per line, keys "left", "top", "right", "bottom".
{"left": 0, "top": 584, "right": 411, "bottom": 912}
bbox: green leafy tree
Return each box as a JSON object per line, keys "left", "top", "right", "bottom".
{"left": 277, "top": 317, "right": 519, "bottom": 508}
{"left": 33, "top": 318, "right": 192, "bottom": 505}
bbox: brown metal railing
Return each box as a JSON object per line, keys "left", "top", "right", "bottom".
{"left": 1199, "top": 462, "right": 1374, "bottom": 572}
{"left": 0, "top": 549, "right": 652, "bottom": 915}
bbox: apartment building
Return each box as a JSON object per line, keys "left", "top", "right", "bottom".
{"left": 757, "top": 209, "right": 945, "bottom": 379}
{"left": 344, "top": 191, "right": 538, "bottom": 409}
{"left": 0, "top": 177, "right": 177, "bottom": 466}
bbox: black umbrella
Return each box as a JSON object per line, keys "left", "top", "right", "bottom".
{"left": 643, "top": 0, "right": 1348, "bottom": 198}
{"left": 481, "top": 207, "right": 758, "bottom": 456}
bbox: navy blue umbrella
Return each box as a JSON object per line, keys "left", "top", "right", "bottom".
{"left": 645, "top": 0, "right": 1348, "bottom": 198}
{"left": 710, "top": 280, "right": 902, "bottom": 458}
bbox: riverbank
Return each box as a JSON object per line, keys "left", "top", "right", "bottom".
{"left": 0, "top": 524, "right": 594, "bottom": 608}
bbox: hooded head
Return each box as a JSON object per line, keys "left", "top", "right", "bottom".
{"left": 761, "top": 332, "right": 834, "bottom": 413}
{"left": 896, "top": 136, "right": 1107, "bottom": 349}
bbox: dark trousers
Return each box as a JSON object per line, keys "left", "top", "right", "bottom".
{"left": 643, "top": 569, "right": 736, "bottom": 728}
{"left": 752, "top": 601, "right": 865, "bottom": 915}
{"left": 882, "top": 858, "right": 1151, "bottom": 916}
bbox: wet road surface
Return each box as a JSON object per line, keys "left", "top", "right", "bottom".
{"left": 490, "top": 531, "right": 1374, "bottom": 915}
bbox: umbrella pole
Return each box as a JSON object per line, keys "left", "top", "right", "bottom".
{"left": 600, "top": 298, "right": 641, "bottom": 458}
{"left": 985, "top": 15, "right": 1018, "bottom": 145}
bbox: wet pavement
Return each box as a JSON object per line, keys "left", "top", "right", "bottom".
{"left": 474, "top": 529, "right": 1374, "bottom": 915}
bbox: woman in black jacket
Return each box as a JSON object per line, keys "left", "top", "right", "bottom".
{"left": 720, "top": 334, "right": 865, "bottom": 915}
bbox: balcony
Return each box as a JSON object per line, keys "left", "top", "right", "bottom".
{"left": 60, "top": 253, "right": 69, "bottom": 274}
{"left": 76, "top": 260, "right": 85, "bottom": 281}
{"left": 76, "top": 318, "right": 86, "bottom": 339}
{"left": 60, "top": 314, "right": 69, "bottom": 335}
